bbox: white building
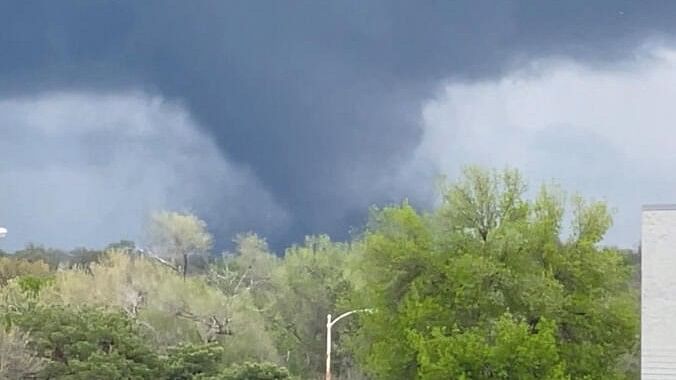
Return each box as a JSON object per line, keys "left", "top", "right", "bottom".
{"left": 642, "top": 205, "right": 676, "bottom": 379}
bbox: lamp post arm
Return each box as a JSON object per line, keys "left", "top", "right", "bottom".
{"left": 329, "top": 308, "right": 371, "bottom": 328}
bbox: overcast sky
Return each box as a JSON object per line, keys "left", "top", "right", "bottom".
{"left": 2, "top": 1, "right": 676, "bottom": 251}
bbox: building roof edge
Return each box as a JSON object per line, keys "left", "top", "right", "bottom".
{"left": 643, "top": 204, "right": 676, "bottom": 211}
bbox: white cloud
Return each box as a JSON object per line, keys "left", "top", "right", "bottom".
{"left": 409, "top": 48, "right": 676, "bottom": 248}
{"left": 0, "top": 92, "right": 289, "bottom": 250}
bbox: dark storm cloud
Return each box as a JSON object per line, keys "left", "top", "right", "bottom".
{"left": 2, "top": 1, "right": 676, "bottom": 248}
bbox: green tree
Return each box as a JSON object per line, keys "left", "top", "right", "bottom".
{"left": 163, "top": 342, "right": 226, "bottom": 379}
{"left": 218, "top": 362, "right": 294, "bottom": 380}
{"left": 269, "top": 235, "right": 356, "bottom": 377}
{"left": 4, "top": 304, "right": 163, "bottom": 379}
{"left": 3, "top": 303, "right": 246, "bottom": 379}
{"left": 410, "top": 315, "right": 567, "bottom": 379}
{"left": 350, "top": 202, "right": 432, "bottom": 379}
{"left": 351, "top": 167, "right": 638, "bottom": 379}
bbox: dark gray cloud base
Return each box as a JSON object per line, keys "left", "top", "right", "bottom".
{"left": 2, "top": 1, "right": 676, "bottom": 249}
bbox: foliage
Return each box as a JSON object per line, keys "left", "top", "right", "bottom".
{"left": 105, "top": 240, "right": 137, "bottom": 252}
{"left": 270, "top": 235, "right": 355, "bottom": 377}
{"left": 218, "top": 361, "right": 295, "bottom": 380}
{"left": 9, "top": 244, "right": 106, "bottom": 271}
{"left": 0, "top": 256, "right": 50, "bottom": 286}
{"left": 67, "top": 247, "right": 107, "bottom": 269}
{"left": 11, "top": 244, "right": 69, "bottom": 270}
{"left": 207, "top": 234, "right": 361, "bottom": 379}
{"left": 0, "top": 170, "right": 641, "bottom": 379}
{"left": 16, "top": 275, "right": 53, "bottom": 298}
{"left": 38, "top": 250, "right": 279, "bottom": 363}
{"left": 147, "top": 211, "right": 213, "bottom": 278}
{"left": 4, "top": 304, "right": 163, "bottom": 379}
{"left": 163, "top": 342, "right": 226, "bottom": 379}
{"left": 210, "top": 233, "right": 279, "bottom": 302}
{"left": 351, "top": 167, "right": 639, "bottom": 379}
{"left": 0, "top": 327, "right": 45, "bottom": 379}
{"left": 410, "top": 315, "right": 567, "bottom": 379}
{"left": 1, "top": 302, "right": 286, "bottom": 379}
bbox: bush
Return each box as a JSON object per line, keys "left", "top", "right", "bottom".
{"left": 218, "top": 362, "right": 295, "bottom": 380}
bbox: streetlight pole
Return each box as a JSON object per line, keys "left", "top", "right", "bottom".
{"left": 325, "top": 309, "right": 372, "bottom": 380}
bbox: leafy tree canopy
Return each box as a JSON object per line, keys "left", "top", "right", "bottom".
{"left": 351, "top": 167, "right": 638, "bottom": 379}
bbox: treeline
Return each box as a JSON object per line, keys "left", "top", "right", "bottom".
{"left": 0, "top": 167, "right": 639, "bottom": 379}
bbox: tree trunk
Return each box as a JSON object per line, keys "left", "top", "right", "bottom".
{"left": 183, "top": 253, "right": 188, "bottom": 280}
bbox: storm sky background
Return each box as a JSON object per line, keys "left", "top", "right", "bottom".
{"left": 2, "top": 1, "right": 676, "bottom": 252}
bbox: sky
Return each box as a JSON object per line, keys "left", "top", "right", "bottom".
{"left": 2, "top": 1, "right": 676, "bottom": 251}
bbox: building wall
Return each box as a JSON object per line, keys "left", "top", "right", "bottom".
{"left": 642, "top": 205, "right": 676, "bottom": 379}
